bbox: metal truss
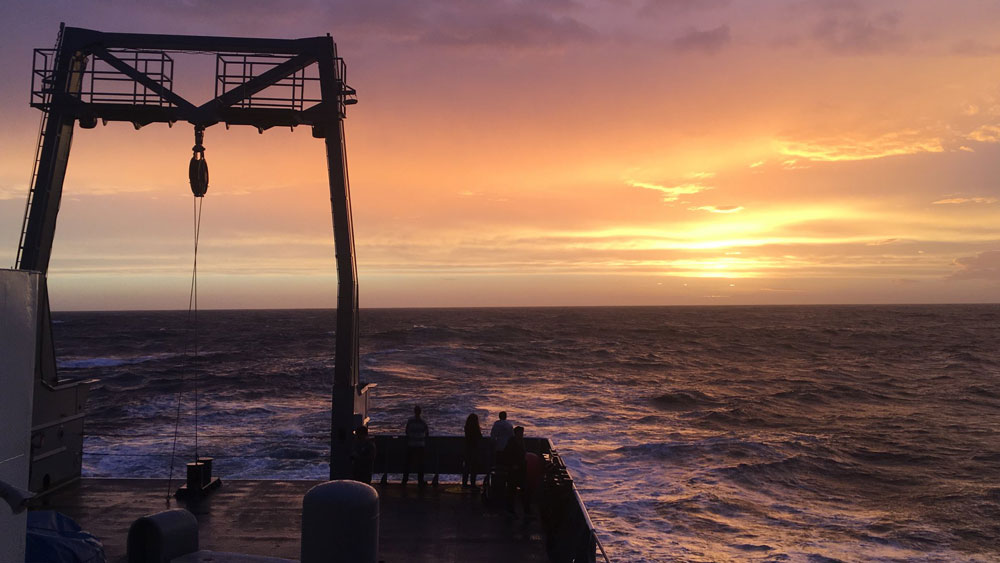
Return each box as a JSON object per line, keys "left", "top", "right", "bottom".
{"left": 29, "top": 26, "right": 356, "bottom": 131}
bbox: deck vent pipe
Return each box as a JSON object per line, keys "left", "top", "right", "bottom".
{"left": 301, "top": 480, "right": 379, "bottom": 563}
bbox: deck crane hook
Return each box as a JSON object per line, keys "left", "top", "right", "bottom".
{"left": 189, "top": 126, "right": 209, "bottom": 197}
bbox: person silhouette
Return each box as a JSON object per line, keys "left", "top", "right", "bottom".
{"left": 463, "top": 413, "right": 482, "bottom": 488}
{"left": 402, "top": 405, "right": 429, "bottom": 486}
{"left": 351, "top": 425, "right": 376, "bottom": 484}
{"left": 490, "top": 411, "right": 514, "bottom": 463}
{"left": 503, "top": 426, "right": 530, "bottom": 516}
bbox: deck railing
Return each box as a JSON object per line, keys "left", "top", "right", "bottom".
{"left": 372, "top": 435, "right": 606, "bottom": 563}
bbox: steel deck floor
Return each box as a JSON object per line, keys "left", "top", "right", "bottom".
{"left": 34, "top": 479, "right": 548, "bottom": 562}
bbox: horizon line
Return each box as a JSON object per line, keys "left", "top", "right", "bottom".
{"left": 50, "top": 301, "right": 1000, "bottom": 314}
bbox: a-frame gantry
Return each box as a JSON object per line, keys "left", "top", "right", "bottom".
{"left": 15, "top": 24, "right": 369, "bottom": 491}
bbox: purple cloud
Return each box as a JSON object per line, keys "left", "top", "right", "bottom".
{"left": 811, "top": 9, "right": 905, "bottom": 55}
{"left": 952, "top": 39, "right": 1000, "bottom": 57}
{"left": 322, "top": 0, "right": 598, "bottom": 51}
{"left": 672, "top": 25, "right": 731, "bottom": 54}
{"left": 640, "top": 0, "right": 730, "bottom": 17}
{"left": 421, "top": 10, "right": 597, "bottom": 50}
{"left": 951, "top": 250, "right": 1000, "bottom": 280}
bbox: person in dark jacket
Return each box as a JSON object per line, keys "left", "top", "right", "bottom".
{"left": 503, "top": 426, "right": 529, "bottom": 515}
{"left": 403, "top": 405, "right": 429, "bottom": 486}
{"left": 351, "top": 425, "right": 376, "bottom": 484}
{"left": 462, "top": 413, "right": 482, "bottom": 488}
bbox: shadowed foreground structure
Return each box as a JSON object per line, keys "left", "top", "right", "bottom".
{"left": 35, "top": 479, "right": 549, "bottom": 562}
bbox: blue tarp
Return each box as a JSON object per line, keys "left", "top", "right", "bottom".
{"left": 25, "top": 511, "right": 106, "bottom": 563}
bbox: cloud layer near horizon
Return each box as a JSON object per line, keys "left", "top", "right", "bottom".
{"left": 0, "top": 0, "right": 998, "bottom": 309}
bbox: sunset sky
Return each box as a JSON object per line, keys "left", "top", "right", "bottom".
{"left": 0, "top": 1, "right": 998, "bottom": 309}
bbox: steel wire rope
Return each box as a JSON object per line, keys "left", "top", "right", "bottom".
{"left": 165, "top": 195, "right": 204, "bottom": 503}
{"left": 189, "top": 195, "right": 203, "bottom": 461}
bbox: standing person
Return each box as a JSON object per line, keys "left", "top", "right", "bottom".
{"left": 462, "top": 413, "right": 482, "bottom": 488}
{"left": 351, "top": 425, "right": 376, "bottom": 484}
{"left": 503, "top": 426, "right": 530, "bottom": 516}
{"left": 403, "top": 405, "right": 429, "bottom": 487}
{"left": 490, "top": 411, "right": 514, "bottom": 463}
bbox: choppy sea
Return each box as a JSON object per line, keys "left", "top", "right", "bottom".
{"left": 53, "top": 305, "right": 1000, "bottom": 562}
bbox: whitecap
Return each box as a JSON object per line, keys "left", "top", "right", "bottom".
{"left": 58, "top": 354, "right": 178, "bottom": 369}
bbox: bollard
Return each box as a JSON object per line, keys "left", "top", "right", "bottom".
{"left": 301, "top": 480, "right": 379, "bottom": 563}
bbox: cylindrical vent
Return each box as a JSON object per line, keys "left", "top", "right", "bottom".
{"left": 301, "top": 480, "right": 379, "bottom": 563}
{"left": 126, "top": 509, "right": 199, "bottom": 563}
{"left": 197, "top": 457, "right": 214, "bottom": 486}
{"left": 185, "top": 462, "right": 205, "bottom": 492}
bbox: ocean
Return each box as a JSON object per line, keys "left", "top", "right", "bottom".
{"left": 53, "top": 305, "right": 1000, "bottom": 562}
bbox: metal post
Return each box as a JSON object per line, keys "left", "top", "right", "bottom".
{"left": 318, "top": 38, "right": 360, "bottom": 479}
{"left": 19, "top": 47, "right": 86, "bottom": 276}
{"left": 326, "top": 118, "right": 359, "bottom": 479}
{"left": 19, "top": 44, "right": 87, "bottom": 388}
{"left": 15, "top": 31, "right": 92, "bottom": 494}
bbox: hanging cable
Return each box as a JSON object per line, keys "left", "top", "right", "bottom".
{"left": 166, "top": 127, "right": 209, "bottom": 503}
{"left": 188, "top": 126, "right": 207, "bottom": 460}
{"left": 165, "top": 367, "right": 184, "bottom": 502}
{"left": 188, "top": 195, "right": 204, "bottom": 460}
{"left": 165, "top": 194, "right": 205, "bottom": 503}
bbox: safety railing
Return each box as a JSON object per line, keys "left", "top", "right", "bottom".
{"left": 540, "top": 446, "right": 611, "bottom": 563}
{"left": 31, "top": 48, "right": 175, "bottom": 109}
{"left": 215, "top": 52, "right": 319, "bottom": 111}
{"left": 371, "top": 436, "right": 608, "bottom": 562}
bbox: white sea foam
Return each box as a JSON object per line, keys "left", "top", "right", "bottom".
{"left": 58, "top": 354, "right": 177, "bottom": 369}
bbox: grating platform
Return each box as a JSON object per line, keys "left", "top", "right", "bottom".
{"left": 32, "top": 479, "right": 548, "bottom": 563}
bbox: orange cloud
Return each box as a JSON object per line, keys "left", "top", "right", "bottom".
{"left": 967, "top": 125, "right": 1000, "bottom": 143}
{"left": 932, "top": 197, "right": 997, "bottom": 205}
{"left": 626, "top": 180, "right": 712, "bottom": 203}
{"left": 689, "top": 205, "right": 743, "bottom": 214}
{"left": 775, "top": 131, "right": 944, "bottom": 162}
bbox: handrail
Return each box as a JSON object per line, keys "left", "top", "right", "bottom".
{"left": 87, "top": 432, "right": 331, "bottom": 439}
{"left": 85, "top": 452, "right": 320, "bottom": 460}
{"left": 593, "top": 529, "right": 611, "bottom": 563}
{"left": 573, "top": 487, "right": 611, "bottom": 563}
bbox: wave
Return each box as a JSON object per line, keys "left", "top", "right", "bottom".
{"left": 651, "top": 389, "right": 720, "bottom": 411}
{"left": 715, "top": 454, "right": 926, "bottom": 501}
{"left": 965, "top": 385, "right": 1000, "bottom": 399}
{"left": 613, "top": 438, "right": 781, "bottom": 464}
{"left": 842, "top": 447, "right": 941, "bottom": 468}
{"left": 58, "top": 353, "right": 181, "bottom": 369}
{"left": 686, "top": 406, "right": 792, "bottom": 430}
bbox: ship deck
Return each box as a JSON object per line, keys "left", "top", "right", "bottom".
{"left": 34, "top": 478, "right": 548, "bottom": 562}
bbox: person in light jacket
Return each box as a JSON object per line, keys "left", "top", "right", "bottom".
{"left": 490, "top": 411, "right": 514, "bottom": 466}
